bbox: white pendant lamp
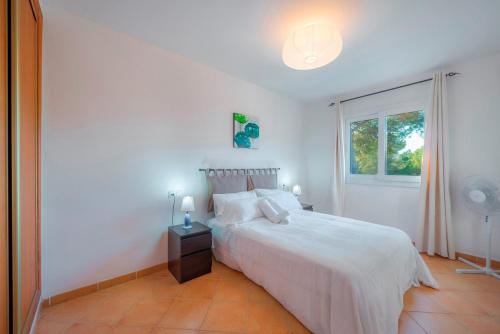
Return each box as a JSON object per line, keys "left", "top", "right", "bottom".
{"left": 282, "top": 23, "right": 343, "bottom": 70}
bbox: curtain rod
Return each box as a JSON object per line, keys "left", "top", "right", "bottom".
{"left": 198, "top": 168, "right": 280, "bottom": 176}
{"left": 198, "top": 168, "right": 280, "bottom": 172}
{"left": 328, "top": 72, "right": 460, "bottom": 107}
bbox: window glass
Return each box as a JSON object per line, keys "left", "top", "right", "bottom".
{"left": 349, "top": 118, "right": 379, "bottom": 175}
{"left": 385, "top": 111, "right": 424, "bottom": 176}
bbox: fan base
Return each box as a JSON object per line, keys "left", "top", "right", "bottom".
{"left": 456, "top": 257, "right": 500, "bottom": 279}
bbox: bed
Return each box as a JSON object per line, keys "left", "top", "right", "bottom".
{"left": 208, "top": 209, "right": 437, "bottom": 334}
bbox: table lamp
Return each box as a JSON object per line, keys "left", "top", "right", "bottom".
{"left": 292, "top": 185, "right": 302, "bottom": 197}
{"left": 180, "top": 196, "right": 195, "bottom": 229}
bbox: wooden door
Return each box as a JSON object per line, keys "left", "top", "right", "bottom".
{"left": 1, "top": 0, "right": 8, "bottom": 332}
{"left": 11, "top": 0, "right": 42, "bottom": 333}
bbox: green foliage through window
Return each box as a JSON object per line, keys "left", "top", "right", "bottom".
{"left": 385, "top": 111, "right": 424, "bottom": 176}
{"left": 350, "top": 118, "right": 378, "bottom": 175}
{"left": 348, "top": 110, "right": 424, "bottom": 178}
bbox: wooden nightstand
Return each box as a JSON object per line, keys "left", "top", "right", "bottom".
{"left": 301, "top": 203, "right": 313, "bottom": 211}
{"left": 168, "top": 222, "right": 212, "bottom": 283}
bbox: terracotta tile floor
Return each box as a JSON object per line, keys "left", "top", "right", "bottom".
{"left": 37, "top": 255, "right": 500, "bottom": 334}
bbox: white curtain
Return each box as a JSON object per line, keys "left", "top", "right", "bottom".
{"left": 332, "top": 98, "right": 345, "bottom": 216}
{"left": 417, "top": 72, "right": 455, "bottom": 259}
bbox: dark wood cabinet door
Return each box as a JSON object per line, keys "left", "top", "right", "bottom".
{"left": 11, "top": 0, "right": 42, "bottom": 332}
{"left": 181, "top": 233, "right": 212, "bottom": 256}
{"left": 180, "top": 249, "right": 212, "bottom": 282}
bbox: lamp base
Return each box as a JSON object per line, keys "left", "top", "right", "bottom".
{"left": 183, "top": 212, "right": 192, "bottom": 230}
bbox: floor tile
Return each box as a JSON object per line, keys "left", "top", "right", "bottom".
{"left": 462, "top": 292, "right": 500, "bottom": 316}
{"left": 410, "top": 312, "right": 469, "bottom": 334}
{"left": 212, "top": 262, "right": 246, "bottom": 281}
{"left": 403, "top": 286, "right": 446, "bottom": 313}
{"left": 200, "top": 300, "right": 248, "bottom": 333}
{"left": 433, "top": 273, "right": 483, "bottom": 291}
{"left": 424, "top": 256, "right": 461, "bottom": 274}
{"left": 150, "top": 279, "right": 185, "bottom": 298}
{"left": 198, "top": 332, "right": 241, "bottom": 334}
{"left": 433, "top": 290, "right": 489, "bottom": 315}
{"left": 158, "top": 298, "right": 211, "bottom": 329}
{"left": 119, "top": 298, "right": 173, "bottom": 326}
{"left": 78, "top": 295, "right": 137, "bottom": 325}
{"left": 180, "top": 279, "right": 218, "bottom": 299}
{"left": 213, "top": 280, "right": 248, "bottom": 302}
{"left": 42, "top": 294, "right": 103, "bottom": 322}
{"left": 35, "top": 318, "right": 73, "bottom": 334}
{"left": 152, "top": 329, "right": 198, "bottom": 334}
{"left": 246, "top": 281, "right": 277, "bottom": 304}
{"left": 247, "top": 301, "right": 289, "bottom": 334}
{"left": 199, "top": 332, "right": 242, "bottom": 334}
{"left": 398, "top": 312, "right": 426, "bottom": 334}
{"left": 198, "top": 264, "right": 224, "bottom": 281}
{"left": 63, "top": 323, "right": 114, "bottom": 334}
{"left": 465, "top": 274, "right": 500, "bottom": 292}
{"left": 110, "top": 326, "right": 154, "bottom": 334}
{"left": 453, "top": 314, "right": 500, "bottom": 334}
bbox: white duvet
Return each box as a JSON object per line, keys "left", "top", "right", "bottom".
{"left": 208, "top": 210, "right": 437, "bottom": 334}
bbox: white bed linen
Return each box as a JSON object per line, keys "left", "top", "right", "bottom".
{"left": 208, "top": 210, "right": 437, "bottom": 334}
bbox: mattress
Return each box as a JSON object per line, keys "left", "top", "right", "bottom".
{"left": 207, "top": 210, "right": 437, "bottom": 334}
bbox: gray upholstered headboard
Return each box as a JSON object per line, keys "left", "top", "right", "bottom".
{"left": 200, "top": 168, "right": 280, "bottom": 212}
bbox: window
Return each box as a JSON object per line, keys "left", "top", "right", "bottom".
{"left": 346, "top": 107, "right": 424, "bottom": 186}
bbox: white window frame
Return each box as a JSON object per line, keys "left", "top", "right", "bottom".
{"left": 344, "top": 102, "right": 425, "bottom": 188}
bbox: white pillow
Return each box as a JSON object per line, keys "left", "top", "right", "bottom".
{"left": 213, "top": 191, "right": 257, "bottom": 216}
{"left": 220, "top": 197, "right": 263, "bottom": 224}
{"left": 258, "top": 198, "right": 289, "bottom": 224}
{"left": 266, "top": 192, "right": 302, "bottom": 211}
{"left": 254, "top": 188, "right": 284, "bottom": 197}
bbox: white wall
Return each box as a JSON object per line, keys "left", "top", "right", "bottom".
{"left": 302, "top": 104, "right": 335, "bottom": 213}
{"left": 303, "top": 51, "right": 500, "bottom": 261}
{"left": 42, "top": 9, "right": 306, "bottom": 297}
{"left": 447, "top": 52, "right": 500, "bottom": 261}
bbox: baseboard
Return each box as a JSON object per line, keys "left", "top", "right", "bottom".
{"left": 455, "top": 251, "right": 500, "bottom": 270}
{"left": 421, "top": 249, "right": 500, "bottom": 270}
{"left": 42, "top": 262, "right": 167, "bottom": 307}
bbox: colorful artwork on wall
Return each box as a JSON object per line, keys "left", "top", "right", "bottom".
{"left": 233, "top": 113, "right": 260, "bottom": 149}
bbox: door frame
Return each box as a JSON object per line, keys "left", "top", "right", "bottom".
{"left": 1, "top": 0, "right": 9, "bottom": 332}
{"left": 10, "top": 0, "right": 42, "bottom": 333}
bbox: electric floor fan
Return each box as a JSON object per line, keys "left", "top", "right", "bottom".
{"left": 456, "top": 175, "right": 500, "bottom": 279}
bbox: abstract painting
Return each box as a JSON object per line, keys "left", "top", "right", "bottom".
{"left": 233, "top": 113, "right": 260, "bottom": 149}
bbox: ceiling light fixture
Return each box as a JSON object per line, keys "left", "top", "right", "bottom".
{"left": 282, "top": 23, "right": 343, "bottom": 70}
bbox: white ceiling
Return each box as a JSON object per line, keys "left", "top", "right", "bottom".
{"left": 44, "top": 0, "right": 500, "bottom": 102}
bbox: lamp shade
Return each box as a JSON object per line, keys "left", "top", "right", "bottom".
{"left": 180, "top": 196, "right": 195, "bottom": 212}
{"left": 292, "top": 185, "right": 302, "bottom": 196}
{"left": 282, "top": 23, "right": 343, "bottom": 70}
